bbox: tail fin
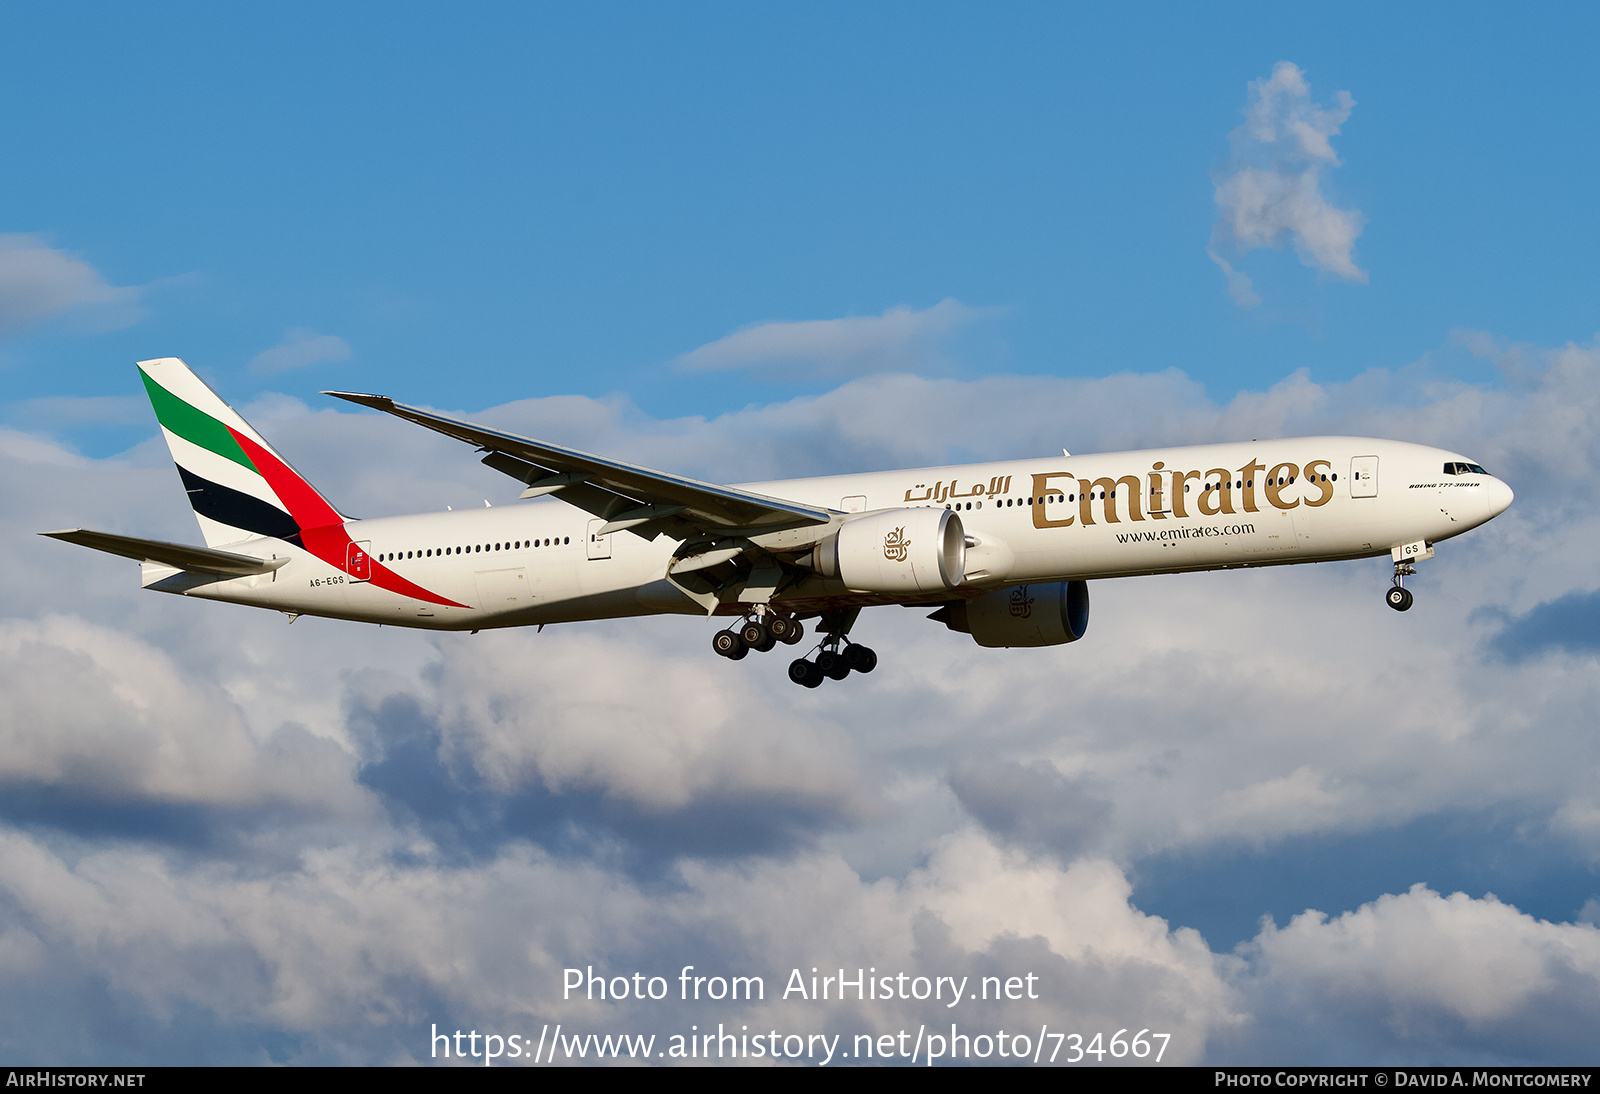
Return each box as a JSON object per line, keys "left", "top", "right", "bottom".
{"left": 137, "top": 357, "right": 348, "bottom": 548}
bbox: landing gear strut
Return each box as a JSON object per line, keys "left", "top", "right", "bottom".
{"left": 1386, "top": 561, "right": 1416, "bottom": 612}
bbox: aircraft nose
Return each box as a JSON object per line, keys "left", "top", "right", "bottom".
{"left": 1486, "top": 477, "right": 1514, "bottom": 518}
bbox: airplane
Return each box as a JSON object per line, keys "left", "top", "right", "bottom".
{"left": 44, "top": 358, "right": 1514, "bottom": 688}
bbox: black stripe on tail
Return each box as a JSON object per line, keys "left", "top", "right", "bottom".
{"left": 176, "top": 465, "right": 304, "bottom": 546}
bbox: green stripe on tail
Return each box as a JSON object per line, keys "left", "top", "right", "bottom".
{"left": 138, "top": 367, "right": 257, "bottom": 472}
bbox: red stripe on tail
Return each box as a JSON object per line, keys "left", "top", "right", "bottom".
{"left": 231, "top": 428, "right": 469, "bottom": 609}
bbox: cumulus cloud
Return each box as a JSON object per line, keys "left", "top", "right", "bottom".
{"left": 4, "top": 336, "right": 1600, "bottom": 1061}
{"left": 0, "top": 615, "right": 364, "bottom": 818}
{"left": 431, "top": 630, "right": 875, "bottom": 815}
{"left": 1209, "top": 62, "right": 1366, "bottom": 309}
{"left": 1226, "top": 885, "right": 1600, "bottom": 1063}
{"left": 949, "top": 759, "right": 1112, "bottom": 861}
{"left": 249, "top": 328, "right": 353, "bottom": 375}
{"left": 0, "top": 234, "right": 144, "bottom": 335}
{"left": 0, "top": 824, "right": 1242, "bottom": 1061}
{"left": 676, "top": 298, "right": 995, "bottom": 378}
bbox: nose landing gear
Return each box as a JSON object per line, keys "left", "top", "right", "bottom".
{"left": 1386, "top": 560, "right": 1416, "bottom": 612}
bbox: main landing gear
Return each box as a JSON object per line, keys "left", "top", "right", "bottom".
{"left": 712, "top": 607, "right": 877, "bottom": 686}
{"left": 787, "top": 637, "right": 877, "bottom": 689}
{"left": 1386, "top": 560, "right": 1416, "bottom": 612}
{"left": 711, "top": 613, "right": 805, "bottom": 661}
{"left": 785, "top": 607, "right": 875, "bottom": 688}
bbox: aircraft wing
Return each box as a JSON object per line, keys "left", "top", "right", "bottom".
{"left": 41, "top": 529, "right": 290, "bottom": 576}
{"left": 322, "top": 392, "right": 835, "bottom": 538}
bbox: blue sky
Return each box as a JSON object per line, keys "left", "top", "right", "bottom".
{"left": 3, "top": 3, "right": 1600, "bottom": 1067}
{"left": 6, "top": 4, "right": 1599, "bottom": 435}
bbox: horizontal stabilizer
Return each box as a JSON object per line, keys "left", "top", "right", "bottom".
{"left": 40, "top": 529, "right": 290, "bottom": 577}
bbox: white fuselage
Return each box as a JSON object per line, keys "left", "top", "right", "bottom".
{"left": 149, "top": 437, "right": 1513, "bottom": 630}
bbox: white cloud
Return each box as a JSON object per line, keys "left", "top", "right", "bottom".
{"left": 1210, "top": 62, "right": 1366, "bottom": 308}
{"left": 431, "top": 627, "right": 875, "bottom": 817}
{"left": 676, "top": 298, "right": 995, "bottom": 378}
{"left": 0, "top": 234, "right": 144, "bottom": 336}
{"left": 0, "top": 825, "right": 1239, "bottom": 1060}
{"left": 1228, "top": 885, "right": 1600, "bottom": 1060}
{"left": 1206, "top": 247, "right": 1263, "bottom": 310}
{"left": 0, "top": 615, "right": 364, "bottom": 814}
{"left": 249, "top": 328, "right": 353, "bottom": 375}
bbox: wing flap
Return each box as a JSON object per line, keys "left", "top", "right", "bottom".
{"left": 41, "top": 529, "right": 289, "bottom": 577}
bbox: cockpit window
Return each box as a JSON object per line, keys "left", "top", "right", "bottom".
{"left": 1443, "top": 462, "right": 1491, "bottom": 476}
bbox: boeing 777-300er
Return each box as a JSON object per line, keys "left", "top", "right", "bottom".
{"left": 44, "top": 358, "right": 1514, "bottom": 687}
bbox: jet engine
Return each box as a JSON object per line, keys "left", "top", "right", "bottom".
{"left": 929, "top": 580, "right": 1089, "bottom": 648}
{"left": 804, "top": 508, "right": 965, "bottom": 593}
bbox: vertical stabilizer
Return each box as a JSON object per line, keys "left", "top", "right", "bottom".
{"left": 137, "top": 357, "right": 347, "bottom": 548}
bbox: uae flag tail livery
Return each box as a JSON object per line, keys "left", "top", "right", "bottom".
{"left": 137, "top": 357, "right": 348, "bottom": 550}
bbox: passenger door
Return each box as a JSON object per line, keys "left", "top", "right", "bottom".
{"left": 1350, "top": 456, "right": 1378, "bottom": 498}
{"left": 586, "top": 518, "right": 612, "bottom": 560}
{"left": 347, "top": 540, "right": 372, "bottom": 582}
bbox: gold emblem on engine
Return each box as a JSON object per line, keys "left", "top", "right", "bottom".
{"left": 883, "top": 526, "right": 910, "bottom": 562}
{"left": 1009, "top": 586, "right": 1035, "bottom": 618}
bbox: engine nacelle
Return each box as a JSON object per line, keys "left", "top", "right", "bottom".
{"left": 931, "top": 580, "right": 1089, "bottom": 648}
{"left": 807, "top": 508, "right": 965, "bottom": 594}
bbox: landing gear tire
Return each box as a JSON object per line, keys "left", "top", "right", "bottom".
{"left": 843, "top": 644, "right": 877, "bottom": 673}
{"left": 1386, "top": 586, "right": 1414, "bottom": 612}
{"left": 788, "top": 658, "right": 824, "bottom": 688}
{"left": 739, "top": 620, "right": 776, "bottom": 652}
{"left": 769, "top": 616, "right": 804, "bottom": 645}
{"left": 816, "top": 650, "right": 851, "bottom": 681}
{"left": 713, "top": 629, "right": 749, "bottom": 659}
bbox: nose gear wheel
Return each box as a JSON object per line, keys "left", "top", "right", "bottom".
{"left": 1386, "top": 559, "right": 1417, "bottom": 612}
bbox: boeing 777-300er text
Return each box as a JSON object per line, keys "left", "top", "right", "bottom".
{"left": 45, "top": 358, "right": 1514, "bottom": 687}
